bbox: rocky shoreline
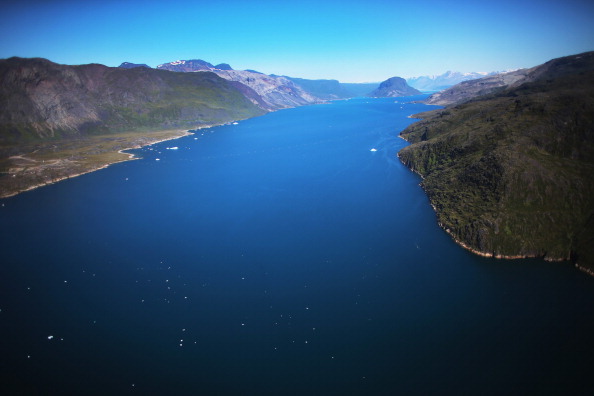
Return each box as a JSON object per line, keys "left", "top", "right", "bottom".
{"left": 0, "top": 129, "right": 193, "bottom": 199}
{"left": 396, "top": 150, "right": 579, "bottom": 270}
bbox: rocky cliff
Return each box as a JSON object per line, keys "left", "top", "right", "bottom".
{"left": 368, "top": 77, "right": 421, "bottom": 97}
{"left": 398, "top": 52, "right": 594, "bottom": 272}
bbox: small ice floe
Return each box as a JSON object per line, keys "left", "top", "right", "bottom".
{"left": 370, "top": 148, "right": 378, "bottom": 152}
{"left": 166, "top": 147, "right": 179, "bottom": 150}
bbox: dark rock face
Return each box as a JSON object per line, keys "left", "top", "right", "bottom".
{"left": 398, "top": 51, "right": 594, "bottom": 271}
{"left": 368, "top": 77, "right": 421, "bottom": 97}
{"left": 0, "top": 57, "right": 264, "bottom": 143}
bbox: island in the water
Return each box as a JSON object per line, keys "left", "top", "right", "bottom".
{"left": 398, "top": 51, "right": 594, "bottom": 273}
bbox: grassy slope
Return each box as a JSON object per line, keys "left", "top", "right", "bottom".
{"left": 398, "top": 71, "right": 594, "bottom": 271}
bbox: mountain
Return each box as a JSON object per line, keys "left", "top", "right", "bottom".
{"left": 407, "top": 71, "right": 494, "bottom": 92}
{"left": 280, "top": 77, "right": 352, "bottom": 100}
{"left": 156, "top": 59, "right": 216, "bottom": 72}
{"left": 425, "top": 53, "right": 594, "bottom": 107}
{"left": 368, "top": 77, "right": 421, "bottom": 97}
{"left": 118, "top": 62, "right": 151, "bottom": 69}
{"left": 398, "top": 51, "right": 594, "bottom": 273}
{"left": 0, "top": 57, "right": 264, "bottom": 143}
{"left": 157, "top": 59, "right": 321, "bottom": 110}
{"left": 214, "top": 63, "right": 233, "bottom": 71}
{"left": 339, "top": 83, "right": 379, "bottom": 97}
{"left": 424, "top": 69, "right": 531, "bottom": 106}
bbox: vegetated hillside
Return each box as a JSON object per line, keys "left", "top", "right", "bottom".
{"left": 368, "top": 77, "right": 421, "bottom": 97}
{"left": 398, "top": 53, "right": 594, "bottom": 272}
{"left": 0, "top": 57, "right": 265, "bottom": 144}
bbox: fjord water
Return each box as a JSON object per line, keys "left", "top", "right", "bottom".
{"left": 1, "top": 97, "right": 594, "bottom": 395}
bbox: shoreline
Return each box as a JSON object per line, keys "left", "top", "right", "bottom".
{"left": 0, "top": 129, "right": 194, "bottom": 199}
{"left": 396, "top": 148, "right": 588, "bottom": 273}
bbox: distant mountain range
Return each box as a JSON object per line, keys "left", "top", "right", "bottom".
{"left": 121, "top": 60, "right": 428, "bottom": 100}
{"left": 424, "top": 69, "right": 533, "bottom": 106}
{"left": 398, "top": 51, "right": 594, "bottom": 273}
{"left": 154, "top": 59, "right": 322, "bottom": 110}
{"left": 407, "top": 71, "right": 496, "bottom": 91}
{"left": 118, "top": 62, "right": 150, "bottom": 69}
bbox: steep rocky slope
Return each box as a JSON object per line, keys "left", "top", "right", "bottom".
{"left": 398, "top": 52, "right": 594, "bottom": 272}
{"left": 368, "top": 77, "right": 421, "bottom": 97}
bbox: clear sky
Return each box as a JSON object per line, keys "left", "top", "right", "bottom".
{"left": 1, "top": 0, "right": 593, "bottom": 82}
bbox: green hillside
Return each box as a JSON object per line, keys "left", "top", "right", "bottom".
{"left": 399, "top": 57, "right": 594, "bottom": 272}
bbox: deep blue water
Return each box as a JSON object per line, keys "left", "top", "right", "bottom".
{"left": 1, "top": 97, "right": 594, "bottom": 395}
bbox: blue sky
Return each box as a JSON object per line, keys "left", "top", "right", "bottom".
{"left": 1, "top": 0, "right": 593, "bottom": 82}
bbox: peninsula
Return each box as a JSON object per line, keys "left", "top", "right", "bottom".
{"left": 398, "top": 52, "right": 594, "bottom": 273}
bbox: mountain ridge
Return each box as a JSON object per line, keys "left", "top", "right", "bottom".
{"left": 407, "top": 71, "right": 496, "bottom": 91}
{"left": 156, "top": 59, "right": 322, "bottom": 109}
